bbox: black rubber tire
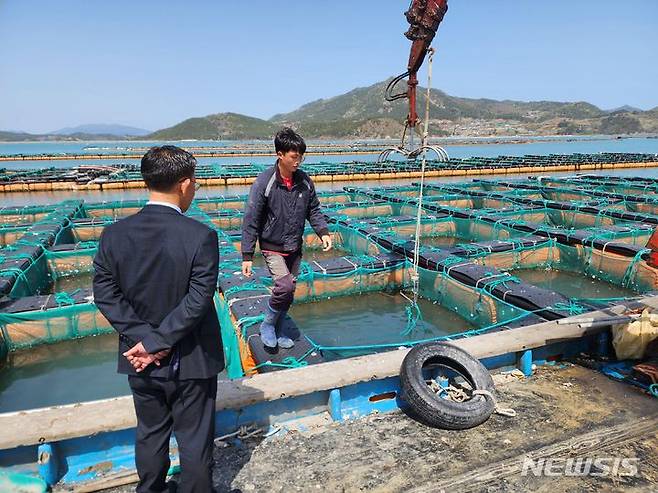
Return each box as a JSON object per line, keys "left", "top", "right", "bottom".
{"left": 400, "top": 342, "right": 496, "bottom": 430}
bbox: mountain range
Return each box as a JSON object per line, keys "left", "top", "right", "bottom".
{"left": 3, "top": 79, "right": 657, "bottom": 142}
{"left": 52, "top": 124, "right": 151, "bottom": 137}
{"left": 0, "top": 124, "right": 151, "bottom": 142}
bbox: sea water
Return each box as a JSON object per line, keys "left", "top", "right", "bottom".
{"left": 0, "top": 333, "right": 126, "bottom": 412}
{"left": 0, "top": 332, "right": 228, "bottom": 412}
{"left": 290, "top": 291, "right": 474, "bottom": 360}
{"left": 513, "top": 269, "right": 637, "bottom": 300}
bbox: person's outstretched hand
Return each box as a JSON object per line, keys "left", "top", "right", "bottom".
{"left": 242, "top": 260, "right": 253, "bottom": 277}
{"left": 321, "top": 234, "right": 333, "bottom": 251}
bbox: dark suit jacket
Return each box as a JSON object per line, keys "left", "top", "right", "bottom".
{"left": 92, "top": 204, "right": 224, "bottom": 379}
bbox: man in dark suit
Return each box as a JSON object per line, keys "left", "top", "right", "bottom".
{"left": 93, "top": 145, "right": 223, "bottom": 493}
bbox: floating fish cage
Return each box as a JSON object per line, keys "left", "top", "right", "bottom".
{"left": 2, "top": 172, "right": 658, "bottom": 490}
{"left": 0, "top": 142, "right": 393, "bottom": 162}
{"left": 1, "top": 152, "right": 657, "bottom": 192}
{"left": 1, "top": 174, "right": 658, "bottom": 379}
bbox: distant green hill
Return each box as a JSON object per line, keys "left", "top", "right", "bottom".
{"left": 270, "top": 80, "right": 606, "bottom": 126}
{"left": 146, "top": 113, "right": 277, "bottom": 140}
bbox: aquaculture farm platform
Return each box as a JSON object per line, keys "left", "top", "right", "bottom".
{"left": 101, "top": 363, "right": 658, "bottom": 493}
{"left": 1, "top": 152, "right": 657, "bottom": 192}
{"left": 2, "top": 172, "right": 658, "bottom": 491}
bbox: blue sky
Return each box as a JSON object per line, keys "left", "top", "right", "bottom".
{"left": 1, "top": 0, "right": 657, "bottom": 133}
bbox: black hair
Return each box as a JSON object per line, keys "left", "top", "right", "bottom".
{"left": 140, "top": 145, "right": 196, "bottom": 192}
{"left": 274, "top": 127, "right": 306, "bottom": 155}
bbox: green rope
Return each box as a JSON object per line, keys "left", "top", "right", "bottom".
{"left": 401, "top": 300, "right": 423, "bottom": 337}
{"left": 77, "top": 241, "right": 99, "bottom": 249}
{"left": 2, "top": 252, "right": 36, "bottom": 263}
{"left": 252, "top": 351, "right": 313, "bottom": 370}
{"left": 574, "top": 296, "right": 635, "bottom": 302}
{"left": 54, "top": 289, "right": 80, "bottom": 306}
{"left": 223, "top": 282, "right": 268, "bottom": 298}
{"left": 256, "top": 356, "right": 309, "bottom": 369}
{"left": 236, "top": 314, "right": 265, "bottom": 338}
{"left": 218, "top": 260, "right": 241, "bottom": 270}
{"left": 441, "top": 255, "right": 468, "bottom": 267}
{"left": 0, "top": 267, "right": 25, "bottom": 277}
{"left": 479, "top": 273, "right": 520, "bottom": 294}
{"left": 621, "top": 248, "right": 651, "bottom": 289}
{"left": 552, "top": 301, "right": 586, "bottom": 315}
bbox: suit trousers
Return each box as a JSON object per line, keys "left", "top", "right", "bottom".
{"left": 128, "top": 375, "right": 218, "bottom": 493}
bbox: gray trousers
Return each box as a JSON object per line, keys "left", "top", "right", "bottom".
{"left": 262, "top": 251, "right": 301, "bottom": 312}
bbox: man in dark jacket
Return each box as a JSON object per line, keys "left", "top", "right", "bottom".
{"left": 93, "top": 145, "right": 223, "bottom": 493}
{"left": 241, "top": 128, "right": 331, "bottom": 348}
